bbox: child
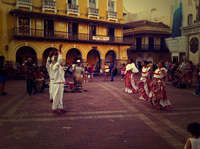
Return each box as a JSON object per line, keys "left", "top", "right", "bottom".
{"left": 184, "top": 122, "right": 200, "bottom": 149}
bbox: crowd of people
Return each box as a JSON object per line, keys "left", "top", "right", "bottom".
{"left": 1, "top": 46, "right": 200, "bottom": 114}
{"left": 122, "top": 59, "right": 200, "bottom": 110}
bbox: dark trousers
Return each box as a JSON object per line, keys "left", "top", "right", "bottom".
{"left": 111, "top": 72, "right": 114, "bottom": 81}
{"left": 26, "top": 79, "right": 36, "bottom": 95}
{"left": 195, "top": 79, "right": 200, "bottom": 95}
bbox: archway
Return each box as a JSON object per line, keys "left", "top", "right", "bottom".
{"left": 42, "top": 47, "right": 58, "bottom": 66}
{"left": 16, "top": 46, "right": 37, "bottom": 65}
{"left": 66, "top": 48, "right": 82, "bottom": 65}
{"left": 105, "top": 50, "right": 116, "bottom": 63}
{"left": 87, "top": 49, "right": 101, "bottom": 72}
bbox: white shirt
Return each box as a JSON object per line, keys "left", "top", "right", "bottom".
{"left": 126, "top": 63, "right": 139, "bottom": 73}
{"left": 140, "top": 66, "right": 151, "bottom": 81}
{"left": 185, "top": 138, "right": 200, "bottom": 149}
{"left": 52, "top": 54, "right": 65, "bottom": 83}
{"left": 153, "top": 67, "right": 167, "bottom": 79}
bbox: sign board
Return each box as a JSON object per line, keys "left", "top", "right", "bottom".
{"left": 92, "top": 36, "right": 109, "bottom": 41}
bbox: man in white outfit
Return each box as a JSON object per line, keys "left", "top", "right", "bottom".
{"left": 51, "top": 44, "right": 66, "bottom": 114}
{"left": 46, "top": 51, "right": 54, "bottom": 103}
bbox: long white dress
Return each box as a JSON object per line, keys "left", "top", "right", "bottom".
{"left": 51, "top": 54, "right": 65, "bottom": 110}
{"left": 46, "top": 57, "right": 54, "bottom": 101}
{"left": 124, "top": 63, "right": 139, "bottom": 93}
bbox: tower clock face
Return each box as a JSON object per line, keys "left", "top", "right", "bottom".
{"left": 190, "top": 37, "right": 199, "bottom": 54}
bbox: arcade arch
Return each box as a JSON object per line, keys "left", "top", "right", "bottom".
{"left": 16, "top": 46, "right": 37, "bottom": 65}
{"left": 66, "top": 48, "right": 82, "bottom": 65}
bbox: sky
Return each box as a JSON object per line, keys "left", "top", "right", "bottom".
{"left": 123, "top": 0, "right": 174, "bottom": 25}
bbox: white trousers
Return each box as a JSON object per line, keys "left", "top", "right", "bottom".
{"left": 49, "top": 80, "right": 53, "bottom": 100}
{"left": 52, "top": 84, "right": 64, "bottom": 110}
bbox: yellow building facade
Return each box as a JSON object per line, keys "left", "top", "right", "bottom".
{"left": 0, "top": 0, "right": 131, "bottom": 70}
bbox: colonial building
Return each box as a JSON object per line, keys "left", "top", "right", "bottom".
{"left": 0, "top": 0, "right": 131, "bottom": 70}
{"left": 124, "top": 20, "right": 171, "bottom": 64}
{"left": 182, "top": 0, "right": 200, "bottom": 65}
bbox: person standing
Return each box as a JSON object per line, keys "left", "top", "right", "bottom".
{"left": 73, "top": 59, "right": 84, "bottom": 91}
{"left": 150, "top": 61, "right": 172, "bottom": 110}
{"left": 24, "top": 58, "right": 37, "bottom": 96}
{"left": 109, "top": 62, "right": 115, "bottom": 81}
{"left": 124, "top": 59, "right": 139, "bottom": 94}
{"left": 184, "top": 122, "right": 200, "bottom": 149}
{"left": 46, "top": 51, "right": 54, "bottom": 102}
{"left": 194, "top": 64, "right": 200, "bottom": 96}
{"left": 0, "top": 65, "right": 7, "bottom": 96}
{"left": 138, "top": 61, "right": 152, "bottom": 101}
{"left": 104, "top": 63, "right": 110, "bottom": 81}
{"left": 51, "top": 44, "right": 66, "bottom": 114}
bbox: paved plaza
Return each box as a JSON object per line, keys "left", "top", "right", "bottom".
{"left": 0, "top": 77, "right": 200, "bottom": 149}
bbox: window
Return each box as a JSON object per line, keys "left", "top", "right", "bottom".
{"left": 18, "top": 17, "right": 30, "bottom": 35}
{"left": 90, "top": 25, "right": 96, "bottom": 36}
{"left": 148, "top": 37, "right": 154, "bottom": 50}
{"left": 108, "top": 0, "right": 115, "bottom": 12}
{"left": 89, "top": 0, "right": 96, "bottom": 8}
{"left": 160, "top": 37, "right": 166, "bottom": 49}
{"left": 68, "top": 0, "right": 77, "bottom": 7}
{"left": 188, "top": 14, "right": 193, "bottom": 25}
{"left": 136, "top": 38, "right": 142, "bottom": 49}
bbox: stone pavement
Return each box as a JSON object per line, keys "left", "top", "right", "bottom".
{"left": 0, "top": 77, "right": 200, "bottom": 149}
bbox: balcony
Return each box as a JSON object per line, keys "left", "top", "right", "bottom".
{"left": 107, "top": 11, "right": 117, "bottom": 21}
{"left": 129, "top": 44, "right": 169, "bottom": 52}
{"left": 88, "top": 7, "right": 99, "bottom": 19}
{"left": 67, "top": 4, "right": 79, "bottom": 16}
{"left": 42, "top": 0, "right": 57, "bottom": 13}
{"left": 16, "top": 0, "right": 32, "bottom": 10}
{"left": 13, "top": 27, "right": 132, "bottom": 45}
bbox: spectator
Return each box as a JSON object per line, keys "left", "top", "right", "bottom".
{"left": 0, "top": 65, "right": 7, "bottom": 96}
{"left": 184, "top": 122, "right": 200, "bottom": 149}
{"left": 24, "top": 58, "right": 37, "bottom": 96}
{"left": 109, "top": 62, "right": 115, "bottom": 81}
{"left": 194, "top": 64, "right": 200, "bottom": 96}
{"left": 104, "top": 62, "right": 110, "bottom": 81}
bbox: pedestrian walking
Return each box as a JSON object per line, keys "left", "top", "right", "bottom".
{"left": 124, "top": 59, "right": 139, "bottom": 94}
{"left": 150, "top": 61, "right": 172, "bottom": 110}
{"left": 184, "top": 122, "right": 200, "bottom": 149}
{"left": 138, "top": 61, "right": 152, "bottom": 101}
{"left": 51, "top": 44, "right": 66, "bottom": 114}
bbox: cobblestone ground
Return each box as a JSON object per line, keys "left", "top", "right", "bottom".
{"left": 0, "top": 76, "right": 200, "bottom": 149}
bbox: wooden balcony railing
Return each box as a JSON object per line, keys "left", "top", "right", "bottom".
{"left": 67, "top": 4, "right": 79, "bottom": 15}
{"left": 88, "top": 7, "right": 99, "bottom": 18}
{"left": 13, "top": 27, "right": 132, "bottom": 45}
{"left": 16, "top": 0, "right": 32, "bottom": 10}
{"left": 130, "top": 44, "right": 169, "bottom": 51}
{"left": 107, "top": 11, "right": 117, "bottom": 21}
